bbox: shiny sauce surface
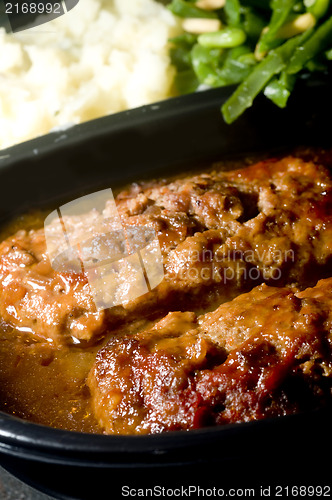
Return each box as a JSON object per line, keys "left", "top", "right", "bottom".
{"left": 0, "top": 212, "right": 103, "bottom": 433}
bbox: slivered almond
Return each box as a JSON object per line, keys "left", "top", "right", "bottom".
{"left": 182, "top": 18, "right": 222, "bottom": 34}
{"left": 277, "top": 13, "right": 316, "bottom": 39}
{"left": 196, "top": 0, "right": 226, "bottom": 10}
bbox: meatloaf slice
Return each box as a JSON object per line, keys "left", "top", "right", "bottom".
{"left": 88, "top": 277, "right": 332, "bottom": 434}
{"left": 0, "top": 154, "right": 331, "bottom": 344}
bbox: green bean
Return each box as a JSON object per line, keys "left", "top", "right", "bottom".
{"left": 242, "top": 7, "right": 267, "bottom": 40}
{"left": 325, "top": 47, "right": 332, "bottom": 59}
{"left": 287, "top": 16, "right": 332, "bottom": 73}
{"left": 305, "top": 57, "right": 328, "bottom": 71}
{"left": 264, "top": 72, "right": 295, "bottom": 107}
{"left": 168, "top": 0, "right": 218, "bottom": 18}
{"left": 170, "top": 34, "right": 197, "bottom": 72}
{"left": 170, "top": 47, "right": 193, "bottom": 71}
{"left": 224, "top": 0, "right": 242, "bottom": 26}
{"left": 191, "top": 44, "right": 225, "bottom": 85}
{"left": 174, "top": 69, "right": 200, "bottom": 94}
{"left": 169, "top": 33, "right": 197, "bottom": 48}
{"left": 191, "top": 43, "right": 255, "bottom": 87}
{"left": 215, "top": 46, "right": 256, "bottom": 84}
{"left": 222, "top": 32, "right": 309, "bottom": 123}
{"left": 304, "top": 0, "right": 329, "bottom": 18}
{"left": 256, "top": 0, "right": 298, "bottom": 57}
{"left": 198, "top": 27, "right": 247, "bottom": 47}
{"left": 238, "top": 52, "right": 257, "bottom": 65}
{"left": 222, "top": 54, "right": 284, "bottom": 122}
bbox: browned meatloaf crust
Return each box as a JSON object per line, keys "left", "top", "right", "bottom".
{"left": 88, "top": 277, "right": 332, "bottom": 434}
{"left": 0, "top": 154, "right": 331, "bottom": 344}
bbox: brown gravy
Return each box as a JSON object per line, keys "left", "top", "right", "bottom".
{"left": 0, "top": 212, "right": 103, "bottom": 433}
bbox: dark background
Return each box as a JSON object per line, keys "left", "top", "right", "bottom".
{"left": 1, "top": 458, "right": 331, "bottom": 500}
{"left": 0, "top": 467, "right": 53, "bottom": 500}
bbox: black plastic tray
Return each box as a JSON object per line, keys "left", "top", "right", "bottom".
{"left": 0, "top": 82, "right": 331, "bottom": 499}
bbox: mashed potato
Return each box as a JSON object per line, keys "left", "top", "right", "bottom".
{"left": 0, "top": 0, "right": 180, "bottom": 150}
